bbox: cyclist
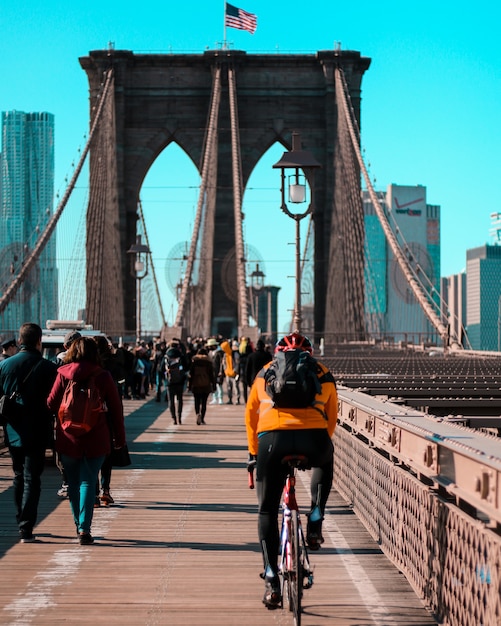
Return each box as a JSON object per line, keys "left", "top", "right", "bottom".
{"left": 245, "top": 332, "right": 338, "bottom": 609}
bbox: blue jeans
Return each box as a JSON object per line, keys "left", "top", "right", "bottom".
{"left": 61, "top": 454, "right": 105, "bottom": 534}
{"left": 9, "top": 445, "right": 46, "bottom": 534}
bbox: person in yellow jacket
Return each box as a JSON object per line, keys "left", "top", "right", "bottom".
{"left": 245, "top": 332, "right": 338, "bottom": 609}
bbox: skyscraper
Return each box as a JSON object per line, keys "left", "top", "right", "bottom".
{"left": 0, "top": 111, "right": 58, "bottom": 332}
{"left": 466, "top": 244, "right": 501, "bottom": 351}
{"left": 363, "top": 184, "right": 441, "bottom": 343}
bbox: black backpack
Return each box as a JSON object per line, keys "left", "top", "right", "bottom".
{"left": 264, "top": 349, "right": 321, "bottom": 408}
{"left": 165, "top": 356, "right": 186, "bottom": 385}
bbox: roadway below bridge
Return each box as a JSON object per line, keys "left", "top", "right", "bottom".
{"left": 0, "top": 395, "right": 437, "bottom": 625}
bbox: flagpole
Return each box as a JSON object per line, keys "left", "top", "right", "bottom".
{"left": 223, "top": 1, "right": 227, "bottom": 49}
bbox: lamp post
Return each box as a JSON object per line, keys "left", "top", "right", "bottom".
{"left": 127, "top": 235, "right": 151, "bottom": 344}
{"left": 273, "top": 132, "right": 321, "bottom": 332}
{"left": 250, "top": 263, "right": 265, "bottom": 329}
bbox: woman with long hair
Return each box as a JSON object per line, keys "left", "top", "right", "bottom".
{"left": 47, "top": 337, "right": 126, "bottom": 545}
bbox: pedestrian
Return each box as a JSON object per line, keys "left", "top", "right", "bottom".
{"left": 207, "top": 338, "right": 223, "bottom": 405}
{"left": 54, "top": 330, "right": 83, "bottom": 499}
{"left": 0, "top": 323, "right": 57, "bottom": 543}
{"left": 55, "top": 330, "right": 81, "bottom": 365}
{"left": 93, "top": 335, "right": 120, "bottom": 507}
{"left": 165, "top": 340, "right": 188, "bottom": 424}
{"left": 152, "top": 341, "right": 167, "bottom": 402}
{"left": 221, "top": 339, "right": 239, "bottom": 404}
{"left": 47, "top": 336, "right": 126, "bottom": 545}
{"left": 245, "top": 339, "right": 272, "bottom": 388}
{"left": 245, "top": 332, "right": 338, "bottom": 609}
{"left": 238, "top": 336, "right": 253, "bottom": 403}
{"left": 0, "top": 337, "right": 18, "bottom": 362}
{"left": 132, "top": 346, "right": 148, "bottom": 399}
{"left": 188, "top": 347, "right": 216, "bottom": 425}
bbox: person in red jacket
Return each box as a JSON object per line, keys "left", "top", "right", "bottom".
{"left": 245, "top": 332, "right": 338, "bottom": 609}
{"left": 47, "top": 337, "right": 126, "bottom": 545}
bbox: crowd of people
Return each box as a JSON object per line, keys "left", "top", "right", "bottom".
{"left": 0, "top": 325, "right": 339, "bottom": 612}
{"left": 112, "top": 334, "right": 275, "bottom": 423}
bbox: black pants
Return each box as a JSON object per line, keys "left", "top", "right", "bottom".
{"left": 168, "top": 383, "right": 184, "bottom": 420}
{"left": 256, "top": 429, "right": 334, "bottom": 573}
{"left": 193, "top": 392, "right": 209, "bottom": 420}
{"left": 9, "top": 445, "right": 46, "bottom": 534}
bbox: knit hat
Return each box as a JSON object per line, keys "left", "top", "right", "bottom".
{"left": 63, "top": 330, "right": 81, "bottom": 348}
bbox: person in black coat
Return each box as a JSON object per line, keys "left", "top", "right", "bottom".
{"left": 164, "top": 341, "right": 188, "bottom": 424}
{"left": 245, "top": 339, "right": 272, "bottom": 389}
{"left": 0, "top": 323, "right": 57, "bottom": 542}
{"left": 188, "top": 348, "right": 216, "bottom": 425}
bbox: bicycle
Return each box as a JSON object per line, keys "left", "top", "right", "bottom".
{"left": 248, "top": 454, "right": 316, "bottom": 626}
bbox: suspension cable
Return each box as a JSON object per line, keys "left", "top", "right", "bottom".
{"left": 0, "top": 69, "right": 114, "bottom": 316}
{"left": 138, "top": 201, "right": 167, "bottom": 328}
{"left": 335, "top": 67, "right": 460, "bottom": 349}
{"left": 174, "top": 66, "right": 222, "bottom": 329}
{"left": 228, "top": 64, "right": 249, "bottom": 331}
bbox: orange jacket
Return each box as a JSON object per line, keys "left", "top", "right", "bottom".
{"left": 245, "top": 360, "right": 338, "bottom": 455}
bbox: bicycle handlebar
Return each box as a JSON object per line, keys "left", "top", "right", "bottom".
{"left": 248, "top": 468, "right": 255, "bottom": 489}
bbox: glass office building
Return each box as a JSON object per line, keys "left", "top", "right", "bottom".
{"left": 363, "top": 184, "right": 441, "bottom": 342}
{"left": 466, "top": 244, "right": 501, "bottom": 351}
{"left": 0, "top": 111, "right": 58, "bottom": 333}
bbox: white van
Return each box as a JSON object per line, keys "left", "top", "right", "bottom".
{"left": 42, "top": 321, "right": 107, "bottom": 362}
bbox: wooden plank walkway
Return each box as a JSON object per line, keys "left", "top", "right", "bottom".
{"left": 0, "top": 396, "right": 437, "bottom": 625}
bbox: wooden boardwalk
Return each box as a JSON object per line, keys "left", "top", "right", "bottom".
{"left": 0, "top": 396, "right": 437, "bottom": 625}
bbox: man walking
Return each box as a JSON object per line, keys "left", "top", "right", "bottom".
{"left": 0, "top": 337, "right": 18, "bottom": 362}
{"left": 0, "top": 323, "right": 57, "bottom": 542}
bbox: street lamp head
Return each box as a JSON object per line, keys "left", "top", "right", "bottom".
{"left": 273, "top": 131, "right": 321, "bottom": 219}
{"left": 250, "top": 263, "right": 265, "bottom": 291}
{"left": 273, "top": 131, "right": 321, "bottom": 170}
{"left": 127, "top": 234, "right": 151, "bottom": 255}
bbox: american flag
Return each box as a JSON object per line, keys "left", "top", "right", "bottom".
{"left": 225, "top": 3, "right": 257, "bottom": 34}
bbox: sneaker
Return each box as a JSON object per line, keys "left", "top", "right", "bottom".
{"left": 262, "top": 575, "right": 281, "bottom": 609}
{"left": 57, "top": 482, "right": 68, "bottom": 498}
{"left": 79, "top": 532, "right": 94, "bottom": 545}
{"left": 218, "top": 399, "right": 223, "bottom": 405}
{"left": 100, "top": 490, "right": 114, "bottom": 506}
{"left": 306, "top": 518, "right": 324, "bottom": 551}
{"left": 20, "top": 530, "right": 36, "bottom": 543}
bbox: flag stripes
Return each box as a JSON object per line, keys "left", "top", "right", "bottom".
{"left": 225, "top": 3, "right": 257, "bottom": 34}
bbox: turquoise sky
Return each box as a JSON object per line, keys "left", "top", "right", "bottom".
{"left": 2, "top": 0, "right": 500, "bottom": 331}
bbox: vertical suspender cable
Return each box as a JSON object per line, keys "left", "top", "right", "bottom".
{"left": 138, "top": 201, "right": 167, "bottom": 327}
{"left": 228, "top": 65, "right": 249, "bottom": 331}
{"left": 335, "top": 67, "right": 459, "bottom": 349}
{"left": 0, "top": 69, "right": 114, "bottom": 315}
{"left": 174, "top": 66, "right": 222, "bottom": 329}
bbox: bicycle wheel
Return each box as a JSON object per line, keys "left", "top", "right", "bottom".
{"left": 290, "top": 509, "right": 302, "bottom": 625}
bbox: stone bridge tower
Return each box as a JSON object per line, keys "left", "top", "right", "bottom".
{"left": 80, "top": 48, "right": 370, "bottom": 338}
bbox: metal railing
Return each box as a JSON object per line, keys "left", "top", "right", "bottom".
{"left": 335, "top": 387, "right": 501, "bottom": 625}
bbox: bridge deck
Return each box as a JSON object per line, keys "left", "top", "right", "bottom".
{"left": 0, "top": 397, "right": 437, "bottom": 625}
